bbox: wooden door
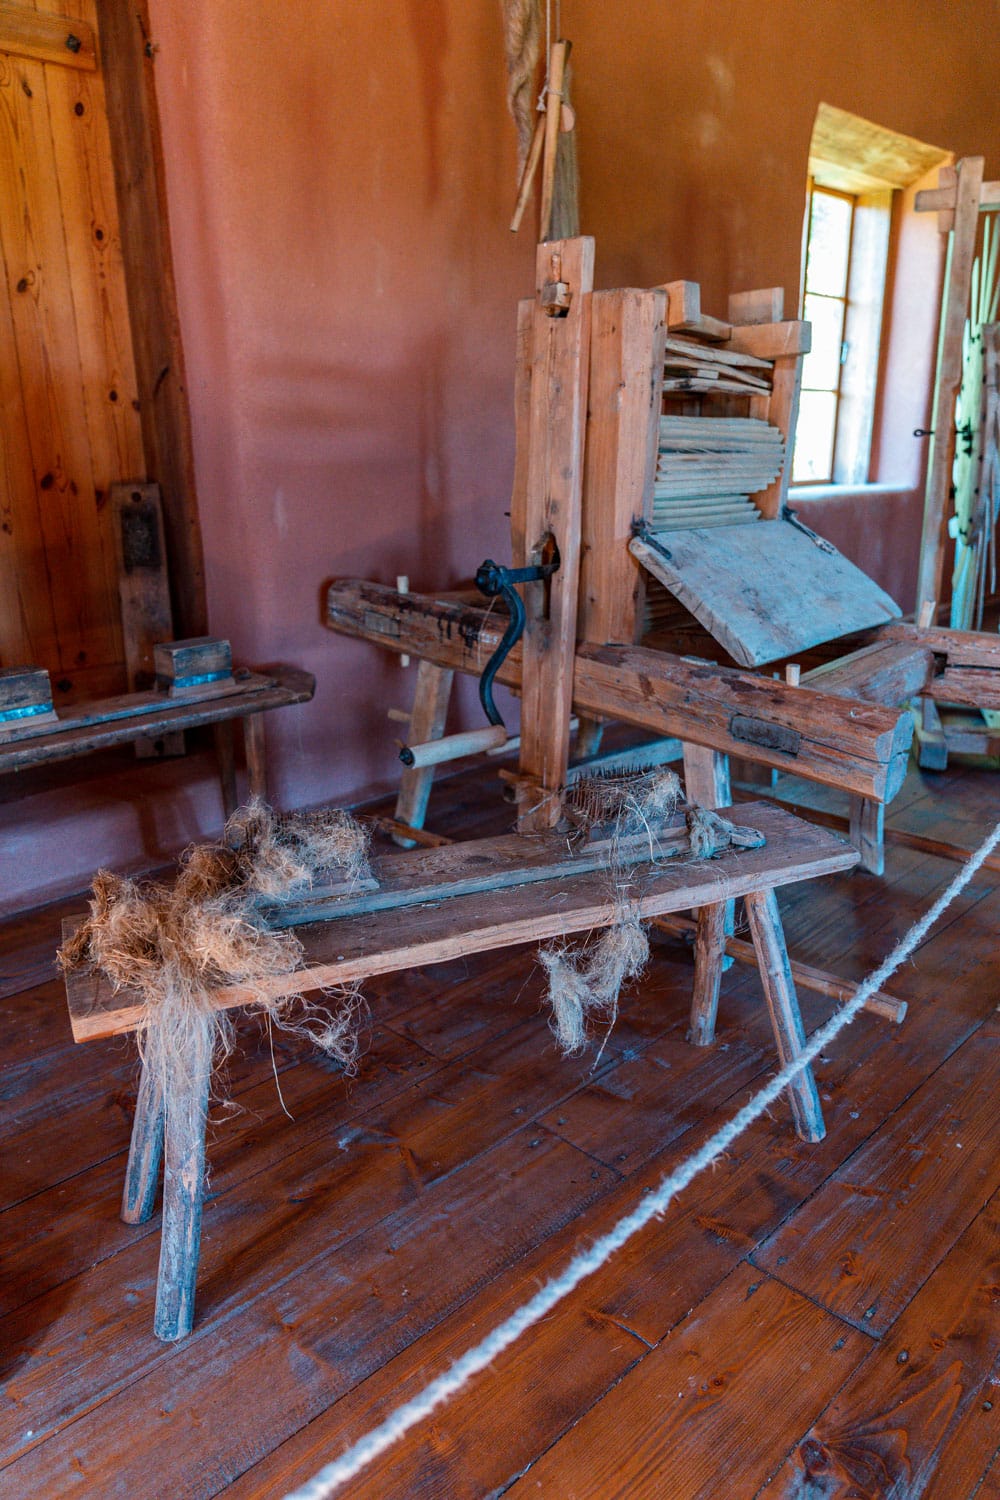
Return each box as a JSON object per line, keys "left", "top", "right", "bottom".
{"left": 0, "top": 0, "right": 146, "bottom": 701}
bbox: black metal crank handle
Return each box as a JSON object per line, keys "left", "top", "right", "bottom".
{"left": 474, "top": 555, "right": 559, "bottom": 728}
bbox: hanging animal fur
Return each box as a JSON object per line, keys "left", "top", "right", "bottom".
{"left": 501, "top": 0, "right": 541, "bottom": 172}
{"left": 540, "top": 770, "right": 764, "bottom": 1056}
{"left": 58, "top": 799, "right": 374, "bottom": 1116}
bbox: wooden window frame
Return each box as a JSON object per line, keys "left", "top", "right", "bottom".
{"left": 795, "top": 183, "right": 857, "bottom": 486}
{"left": 794, "top": 180, "right": 892, "bottom": 489}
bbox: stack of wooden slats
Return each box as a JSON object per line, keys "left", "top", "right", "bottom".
{"left": 662, "top": 334, "right": 774, "bottom": 395}
{"left": 652, "top": 417, "right": 786, "bottom": 531}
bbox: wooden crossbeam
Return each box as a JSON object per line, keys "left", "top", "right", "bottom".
{"left": 325, "top": 580, "right": 913, "bottom": 802}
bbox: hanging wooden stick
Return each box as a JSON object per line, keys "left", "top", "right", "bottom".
{"left": 510, "top": 113, "right": 546, "bottom": 232}
{"left": 538, "top": 39, "right": 569, "bottom": 241}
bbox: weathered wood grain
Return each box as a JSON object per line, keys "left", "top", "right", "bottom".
{"left": 0, "top": 665, "right": 313, "bottom": 771}
{"left": 765, "top": 1190, "right": 1000, "bottom": 1499}
{"left": 578, "top": 287, "right": 665, "bottom": 648}
{"left": 516, "top": 236, "right": 594, "bottom": 829}
{"left": 503, "top": 1265, "right": 868, "bottom": 1499}
{"left": 629, "top": 520, "right": 902, "bottom": 668}
{"left": 326, "top": 581, "right": 913, "bottom": 800}
{"left": 753, "top": 1013, "right": 1000, "bottom": 1333}
{"left": 65, "top": 801, "right": 858, "bottom": 1040}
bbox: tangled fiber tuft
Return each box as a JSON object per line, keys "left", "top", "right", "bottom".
{"left": 539, "top": 902, "right": 649, "bottom": 1055}
{"left": 501, "top": 0, "right": 541, "bottom": 172}
{"left": 58, "top": 799, "right": 373, "bottom": 1115}
{"left": 540, "top": 773, "right": 765, "bottom": 1057}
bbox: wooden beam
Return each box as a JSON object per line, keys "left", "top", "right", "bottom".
{"left": 96, "top": 0, "right": 207, "bottom": 638}
{"left": 326, "top": 581, "right": 913, "bottom": 801}
{"left": 916, "top": 156, "right": 985, "bottom": 615}
{"left": 803, "top": 641, "right": 934, "bottom": 704}
{"left": 728, "top": 287, "right": 784, "bottom": 326}
{"left": 659, "top": 280, "right": 732, "bottom": 342}
{"left": 915, "top": 181, "right": 1000, "bottom": 214}
{"left": 725, "top": 321, "right": 811, "bottom": 361}
{"left": 516, "top": 236, "right": 594, "bottom": 829}
{"left": 0, "top": 3, "right": 96, "bottom": 70}
{"left": 578, "top": 287, "right": 666, "bottom": 648}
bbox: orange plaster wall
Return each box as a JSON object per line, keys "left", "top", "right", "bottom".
{"left": 3, "top": 0, "right": 1000, "bottom": 913}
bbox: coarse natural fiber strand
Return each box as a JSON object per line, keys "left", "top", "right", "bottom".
{"left": 58, "top": 799, "right": 373, "bottom": 1116}
{"left": 280, "top": 815, "right": 1000, "bottom": 1500}
{"left": 540, "top": 771, "right": 764, "bottom": 1055}
{"left": 501, "top": 0, "right": 541, "bottom": 172}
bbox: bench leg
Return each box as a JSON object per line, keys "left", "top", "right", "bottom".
{"left": 153, "top": 1025, "right": 213, "bottom": 1341}
{"left": 849, "top": 795, "right": 884, "bottom": 877}
{"left": 688, "top": 901, "right": 727, "bottom": 1045}
{"left": 744, "top": 888, "right": 825, "bottom": 1144}
{"left": 573, "top": 716, "right": 605, "bottom": 762}
{"left": 394, "top": 660, "right": 454, "bottom": 846}
{"left": 213, "top": 721, "right": 238, "bottom": 818}
{"left": 683, "top": 743, "right": 735, "bottom": 968}
{"left": 121, "top": 1057, "right": 164, "bottom": 1225}
{"left": 244, "top": 711, "right": 267, "bottom": 801}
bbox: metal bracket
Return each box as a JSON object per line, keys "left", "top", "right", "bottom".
{"left": 781, "top": 504, "right": 837, "bottom": 555}
{"left": 474, "top": 552, "right": 560, "bottom": 728}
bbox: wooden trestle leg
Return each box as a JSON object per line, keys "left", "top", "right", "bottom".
{"left": 688, "top": 901, "right": 727, "bottom": 1046}
{"left": 683, "top": 742, "right": 735, "bottom": 967}
{"left": 153, "top": 1029, "right": 213, "bottom": 1342}
{"left": 394, "top": 660, "right": 454, "bottom": 845}
{"left": 121, "top": 1058, "right": 164, "bottom": 1225}
{"left": 744, "top": 887, "right": 825, "bottom": 1143}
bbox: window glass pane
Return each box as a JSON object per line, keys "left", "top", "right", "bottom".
{"left": 802, "top": 293, "right": 846, "bottom": 391}
{"left": 805, "top": 190, "right": 852, "bottom": 296}
{"left": 793, "top": 391, "right": 838, "bottom": 483}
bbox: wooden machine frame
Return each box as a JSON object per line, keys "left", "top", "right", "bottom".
{"left": 65, "top": 237, "right": 891, "bottom": 1342}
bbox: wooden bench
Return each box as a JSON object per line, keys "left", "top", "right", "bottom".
{"left": 63, "top": 801, "right": 858, "bottom": 1341}
{"left": 0, "top": 666, "right": 314, "bottom": 814}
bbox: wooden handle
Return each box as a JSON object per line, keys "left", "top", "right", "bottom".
{"left": 400, "top": 724, "right": 507, "bottom": 769}
{"left": 511, "top": 114, "right": 546, "bottom": 233}
{"left": 538, "top": 40, "right": 569, "bottom": 242}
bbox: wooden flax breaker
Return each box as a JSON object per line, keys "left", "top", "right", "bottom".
{"left": 331, "top": 246, "right": 1000, "bottom": 876}
{"left": 66, "top": 238, "right": 900, "bottom": 1342}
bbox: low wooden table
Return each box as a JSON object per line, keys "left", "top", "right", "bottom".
{"left": 1, "top": 667, "right": 314, "bottom": 812}
{"left": 63, "top": 802, "right": 858, "bottom": 1341}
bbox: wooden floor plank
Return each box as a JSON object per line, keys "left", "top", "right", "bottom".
{"left": 0, "top": 756, "right": 998, "bottom": 1496}
{"left": 0, "top": 1131, "right": 616, "bottom": 1491}
{"left": 760, "top": 1187, "right": 1000, "bottom": 1499}
{"left": 504, "top": 1264, "right": 870, "bottom": 1499}
{"left": 753, "top": 1013, "right": 1000, "bottom": 1334}
{"left": 0, "top": 1024, "right": 432, "bottom": 1320}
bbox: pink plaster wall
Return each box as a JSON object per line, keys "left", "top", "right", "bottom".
{"left": 4, "top": 1, "right": 1000, "bottom": 914}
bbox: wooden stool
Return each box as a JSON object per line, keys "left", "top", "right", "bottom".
{"left": 63, "top": 801, "right": 858, "bottom": 1340}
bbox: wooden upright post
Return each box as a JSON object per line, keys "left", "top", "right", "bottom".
{"left": 578, "top": 287, "right": 667, "bottom": 649}
{"left": 515, "top": 236, "right": 594, "bottom": 831}
{"left": 916, "top": 156, "right": 986, "bottom": 615}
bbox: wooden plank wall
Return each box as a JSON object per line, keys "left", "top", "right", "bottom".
{"left": 0, "top": 0, "right": 183, "bottom": 703}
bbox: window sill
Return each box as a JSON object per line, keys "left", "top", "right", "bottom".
{"left": 789, "top": 482, "right": 907, "bottom": 503}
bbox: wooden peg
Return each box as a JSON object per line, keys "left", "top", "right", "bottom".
{"left": 397, "top": 576, "right": 411, "bottom": 667}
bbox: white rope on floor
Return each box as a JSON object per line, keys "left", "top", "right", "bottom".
{"left": 282, "top": 817, "right": 1000, "bottom": 1500}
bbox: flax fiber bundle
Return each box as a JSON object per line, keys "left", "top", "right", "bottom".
{"left": 501, "top": 0, "right": 541, "bottom": 171}
{"left": 58, "top": 799, "right": 373, "bottom": 1115}
{"left": 540, "top": 770, "right": 765, "bottom": 1056}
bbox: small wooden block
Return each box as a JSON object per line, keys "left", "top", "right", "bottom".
{"left": 155, "top": 637, "right": 234, "bottom": 694}
{"left": 0, "top": 665, "right": 55, "bottom": 721}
